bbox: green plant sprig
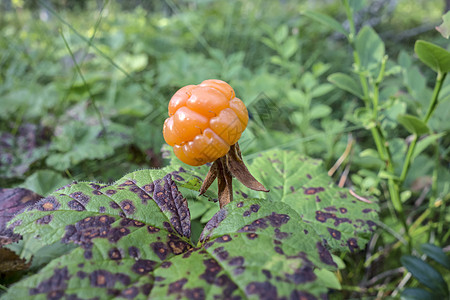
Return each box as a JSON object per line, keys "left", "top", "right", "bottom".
{"left": 343, "top": 0, "right": 411, "bottom": 249}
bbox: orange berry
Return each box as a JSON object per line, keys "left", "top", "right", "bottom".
{"left": 163, "top": 79, "right": 248, "bottom": 166}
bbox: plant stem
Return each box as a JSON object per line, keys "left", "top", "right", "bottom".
{"left": 424, "top": 72, "right": 447, "bottom": 123}
{"left": 399, "top": 72, "right": 447, "bottom": 185}
{"left": 343, "top": 0, "right": 411, "bottom": 249}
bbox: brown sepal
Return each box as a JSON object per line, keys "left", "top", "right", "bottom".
{"left": 199, "top": 142, "right": 269, "bottom": 208}
{"left": 216, "top": 157, "right": 234, "bottom": 208}
{"left": 226, "top": 143, "right": 269, "bottom": 192}
{"left": 199, "top": 160, "right": 219, "bottom": 196}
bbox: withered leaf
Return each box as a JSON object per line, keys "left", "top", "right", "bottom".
{"left": 0, "top": 188, "right": 43, "bottom": 246}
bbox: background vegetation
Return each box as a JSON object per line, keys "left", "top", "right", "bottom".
{"left": 0, "top": 0, "right": 449, "bottom": 299}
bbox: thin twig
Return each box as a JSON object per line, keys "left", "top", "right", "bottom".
{"left": 328, "top": 134, "right": 354, "bottom": 176}
{"left": 338, "top": 163, "right": 351, "bottom": 187}
{"left": 392, "top": 272, "right": 411, "bottom": 297}
{"left": 365, "top": 267, "right": 405, "bottom": 286}
{"left": 415, "top": 184, "right": 431, "bottom": 208}
{"left": 349, "top": 189, "right": 373, "bottom": 204}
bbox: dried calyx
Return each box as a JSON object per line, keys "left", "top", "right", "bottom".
{"left": 199, "top": 142, "right": 269, "bottom": 208}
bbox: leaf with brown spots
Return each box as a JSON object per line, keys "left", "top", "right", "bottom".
{"left": 165, "top": 148, "right": 379, "bottom": 253}
{"left": 3, "top": 148, "right": 379, "bottom": 299}
{"left": 0, "top": 188, "right": 43, "bottom": 246}
{"left": 3, "top": 170, "right": 193, "bottom": 299}
{"left": 238, "top": 150, "right": 379, "bottom": 252}
{"left": 3, "top": 173, "right": 337, "bottom": 299}
{"left": 151, "top": 199, "right": 338, "bottom": 299}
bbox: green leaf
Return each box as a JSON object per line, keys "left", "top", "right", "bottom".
{"left": 401, "top": 255, "right": 449, "bottom": 297}
{"left": 5, "top": 150, "right": 378, "bottom": 298}
{"left": 165, "top": 149, "right": 379, "bottom": 252}
{"left": 4, "top": 170, "right": 192, "bottom": 299}
{"left": 328, "top": 72, "right": 364, "bottom": 98}
{"left": 46, "top": 122, "right": 131, "bottom": 171}
{"left": 310, "top": 104, "right": 332, "bottom": 120}
{"left": 261, "top": 37, "right": 277, "bottom": 50}
{"left": 412, "top": 133, "right": 446, "bottom": 160}
{"left": 274, "top": 25, "right": 288, "bottom": 44}
{"left": 314, "top": 268, "right": 341, "bottom": 290}
{"left": 436, "top": 11, "right": 450, "bottom": 39}
{"left": 397, "top": 114, "right": 429, "bottom": 135}
{"left": 20, "top": 170, "right": 71, "bottom": 196}
{"left": 165, "top": 199, "right": 337, "bottom": 299}
{"left": 302, "top": 10, "right": 348, "bottom": 36}
{"left": 311, "top": 83, "right": 334, "bottom": 98}
{"left": 281, "top": 37, "right": 298, "bottom": 59}
{"left": 401, "top": 288, "right": 436, "bottom": 300}
{"left": 3, "top": 164, "right": 343, "bottom": 299}
{"left": 378, "top": 171, "right": 400, "bottom": 181}
{"left": 354, "top": 107, "right": 375, "bottom": 129}
{"left": 355, "top": 26, "right": 385, "bottom": 71}
{"left": 4, "top": 170, "right": 337, "bottom": 299}
{"left": 242, "top": 150, "right": 379, "bottom": 252}
{"left": 414, "top": 40, "right": 450, "bottom": 73}
{"left": 420, "top": 243, "right": 450, "bottom": 270}
{"left": 0, "top": 124, "right": 49, "bottom": 179}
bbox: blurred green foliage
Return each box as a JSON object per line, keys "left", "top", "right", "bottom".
{"left": 0, "top": 0, "right": 449, "bottom": 298}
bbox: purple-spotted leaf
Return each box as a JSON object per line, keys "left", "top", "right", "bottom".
{"left": 3, "top": 170, "right": 192, "bottom": 299}
{"left": 236, "top": 150, "right": 379, "bottom": 252}
{"left": 3, "top": 148, "right": 378, "bottom": 299}
{"left": 4, "top": 196, "right": 339, "bottom": 299}
{"left": 0, "top": 188, "right": 43, "bottom": 246}
{"left": 167, "top": 148, "right": 379, "bottom": 253}
{"left": 151, "top": 199, "right": 338, "bottom": 299}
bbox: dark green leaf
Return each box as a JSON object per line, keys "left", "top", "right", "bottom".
{"left": 355, "top": 26, "right": 385, "bottom": 71}
{"left": 328, "top": 72, "right": 364, "bottom": 98}
{"left": 302, "top": 10, "right": 348, "bottom": 36}
{"left": 401, "top": 288, "right": 436, "bottom": 300}
{"left": 397, "top": 114, "right": 429, "bottom": 135}
{"left": 414, "top": 40, "right": 450, "bottom": 73}
{"left": 401, "top": 255, "right": 449, "bottom": 296}
{"left": 420, "top": 243, "right": 450, "bottom": 270}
